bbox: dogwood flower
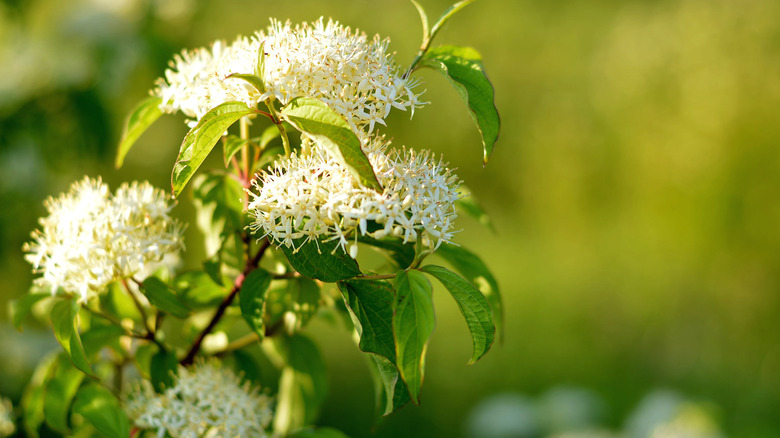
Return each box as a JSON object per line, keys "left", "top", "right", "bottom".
{"left": 152, "top": 18, "right": 425, "bottom": 131}
{"left": 23, "top": 177, "right": 184, "bottom": 301}
{"left": 247, "top": 136, "right": 460, "bottom": 258}
{"left": 125, "top": 361, "right": 273, "bottom": 438}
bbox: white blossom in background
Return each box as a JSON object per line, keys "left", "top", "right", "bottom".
{"left": 23, "top": 177, "right": 184, "bottom": 302}
{"left": 152, "top": 18, "right": 425, "bottom": 131}
{"left": 248, "top": 136, "right": 460, "bottom": 258}
{"left": 0, "top": 396, "right": 14, "bottom": 437}
{"left": 125, "top": 361, "right": 273, "bottom": 438}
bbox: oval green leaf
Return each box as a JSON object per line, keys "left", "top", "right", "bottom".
{"left": 393, "top": 270, "right": 435, "bottom": 404}
{"left": 420, "top": 265, "right": 495, "bottom": 364}
{"left": 141, "top": 276, "right": 190, "bottom": 318}
{"left": 338, "top": 279, "right": 396, "bottom": 363}
{"left": 280, "top": 237, "right": 361, "bottom": 282}
{"left": 421, "top": 46, "right": 500, "bottom": 165}
{"left": 172, "top": 101, "right": 258, "bottom": 197}
{"left": 116, "top": 96, "right": 163, "bottom": 168}
{"left": 73, "top": 383, "right": 130, "bottom": 438}
{"left": 51, "top": 299, "right": 94, "bottom": 377}
{"left": 434, "top": 244, "right": 504, "bottom": 342}
{"left": 151, "top": 348, "right": 179, "bottom": 393}
{"left": 280, "top": 97, "right": 381, "bottom": 190}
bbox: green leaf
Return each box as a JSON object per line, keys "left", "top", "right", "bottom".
{"left": 456, "top": 185, "right": 495, "bottom": 231}
{"left": 281, "top": 237, "right": 361, "bottom": 282}
{"left": 116, "top": 96, "right": 163, "bottom": 168}
{"left": 410, "top": 0, "right": 430, "bottom": 43}
{"left": 421, "top": 46, "right": 500, "bottom": 165}
{"left": 223, "top": 135, "right": 249, "bottom": 167}
{"left": 280, "top": 97, "right": 381, "bottom": 190}
{"left": 150, "top": 348, "right": 179, "bottom": 393}
{"left": 51, "top": 299, "right": 94, "bottom": 377}
{"left": 192, "top": 172, "right": 246, "bottom": 254}
{"left": 358, "top": 235, "right": 416, "bottom": 269}
{"left": 227, "top": 73, "right": 265, "bottom": 93}
{"left": 174, "top": 271, "right": 227, "bottom": 309}
{"left": 232, "top": 349, "right": 263, "bottom": 385}
{"left": 367, "top": 354, "right": 411, "bottom": 416}
{"left": 10, "top": 293, "right": 49, "bottom": 331}
{"left": 101, "top": 282, "right": 141, "bottom": 321}
{"left": 141, "top": 276, "right": 190, "bottom": 318}
{"left": 283, "top": 277, "right": 321, "bottom": 333}
{"left": 429, "top": 0, "right": 475, "bottom": 40}
{"left": 288, "top": 427, "right": 351, "bottom": 438}
{"left": 272, "top": 334, "right": 328, "bottom": 435}
{"left": 420, "top": 265, "right": 495, "bottom": 363}
{"left": 22, "top": 352, "right": 58, "bottom": 438}
{"left": 73, "top": 384, "right": 130, "bottom": 438}
{"left": 171, "top": 101, "right": 258, "bottom": 197}
{"left": 44, "top": 355, "right": 85, "bottom": 433}
{"left": 240, "top": 268, "right": 272, "bottom": 339}
{"left": 81, "top": 324, "right": 125, "bottom": 357}
{"left": 338, "top": 280, "right": 396, "bottom": 362}
{"left": 393, "top": 270, "right": 435, "bottom": 404}
{"left": 434, "top": 244, "right": 504, "bottom": 342}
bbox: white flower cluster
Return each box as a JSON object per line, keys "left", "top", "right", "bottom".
{"left": 0, "top": 397, "right": 13, "bottom": 438}
{"left": 248, "top": 136, "right": 460, "bottom": 258}
{"left": 153, "top": 18, "right": 424, "bottom": 131}
{"left": 125, "top": 361, "right": 273, "bottom": 438}
{"left": 23, "top": 177, "right": 184, "bottom": 302}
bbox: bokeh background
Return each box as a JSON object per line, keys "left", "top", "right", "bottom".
{"left": 2, "top": 0, "right": 779, "bottom": 436}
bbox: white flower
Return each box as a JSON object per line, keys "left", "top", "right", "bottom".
{"left": 125, "top": 361, "right": 273, "bottom": 438}
{"left": 153, "top": 37, "right": 260, "bottom": 126}
{"left": 152, "top": 18, "right": 425, "bottom": 131}
{"left": 247, "top": 136, "right": 460, "bottom": 258}
{"left": 0, "top": 397, "right": 13, "bottom": 438}
{"left": 258, "top": 18, "right": 425, "bottom": 133}
{"left": 23, "top": 177, "right": 184, "bottom": 302}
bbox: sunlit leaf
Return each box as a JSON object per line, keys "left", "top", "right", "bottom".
{"left": 420, "top": 265, "right": 495, "bottom": 363}
{"left": 172, "top": 101, "right": 258, "bottom": 197}
{"left": 281, "top": 237, "right": 361, "bottom": 282}
{"left": 434, "top": 244, "right": 503, "bottom": 341}
{"left": 73, "top": 383, "right": 130, "bottom": 438}
{"left": 115, "top": 96, "right": 163, "bottom": 168}
{"left": 223, "top": 135, "right": 249, "bottom": 167}
{"left": 141, "top": 276, "right": 190, "bottom": 318}
{"left": 367, "top": 354, "right": 411, "bottom": 416}
{"left": 280, "top": 97, "right": 381, "bottom": 190}
{"left": 358, "top": 235, "right": 416, "bottom": 269}
{"left": 51, "top": 299, "right": 94, "bottom": 377}
{"left": 272, "top": 334, "right": 328, "bottom": 435}
{"left": 393, "top": 270, "right": 435, "bottom": 404}
{"left": 21, "top": 352, "right": 57, "bottom": 438}
{"left": 421, "top": 46, "right": 500, "bottom": 165}
{"left": 81, "top": 324, "right": 125, "bottom": 357}
{"left": 43, "top": 355, "right": 85, "bottom": 433}
{"left": 10, "top": 293, "right": 49, "bottom": 331}
{"left": 175, "top": 270, "right": 226, "bottom": 309}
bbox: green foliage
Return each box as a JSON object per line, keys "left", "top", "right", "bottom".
{"left": 73, "top": 384, "right": 131, "bottom": 438}
{"left": 51, "top": 299, "right": 94, "bottom": 377}
{"left": 174, "top": 270, "right": 226, "bottom": 308}
{"left": 80, "top": 323, "right": 125, "bottom": 357}
{"left": 272, "top": 334, "right": 329, "bottom": 435}
{"left": 338, "top": 280, "right": 396, "bottom": 362}
{"left": 280, "top": 97, "right": 381, "bottom": 190}
{"left": 455, "top": 186, "right": 495, "bottom": 232}
{"left": 435, "top": 244, "right": 504, "bottom": 341}
{"left": 151, "top": 348, "right": 179, "bottom": 392}
{"left": 10, "top": 292, "right": 49, "bottom": 331}
{"left": 420, "top": 265, "right": 495, "bottom": 363}
{"left": 393, "top": 270, "right": 435, "bottom": 404}
{"left": 240, "top": 268, "right": 273, "bottom": 339}
{"left": 172, "top": 102, "right": 259, "bottom": 197}
{"left": 141, "top": 276, "right": 191, "bottom": 318}
{"left": 420, "top": 46, "right": 500, "bottom": 164}
{"left": 115, "top": 96, "right": 163, "bottom": 168}
{"left": 223, "top": 135, "right": 250, "bottom": 167}
{"left": 358, "top": 235, "right": 416, "bottom": 269}
{"left": 281, "top": 238, "right": 361, "bottom": 282}
{"left": 43, "top": 355, "right": 85, "bottom": 433}
{"left": 21, "top": 353, "right": 58, "bottom": 438}
{"left": 289, "top": 426, "right": 351, "bottom": 438}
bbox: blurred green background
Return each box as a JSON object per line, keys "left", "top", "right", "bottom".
{"left": 2, "top": 0, "right": 779, "bottom": 436}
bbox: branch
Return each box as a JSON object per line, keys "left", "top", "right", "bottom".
{"left": 181, "top": 238, "right": 271, "bottom": 365}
